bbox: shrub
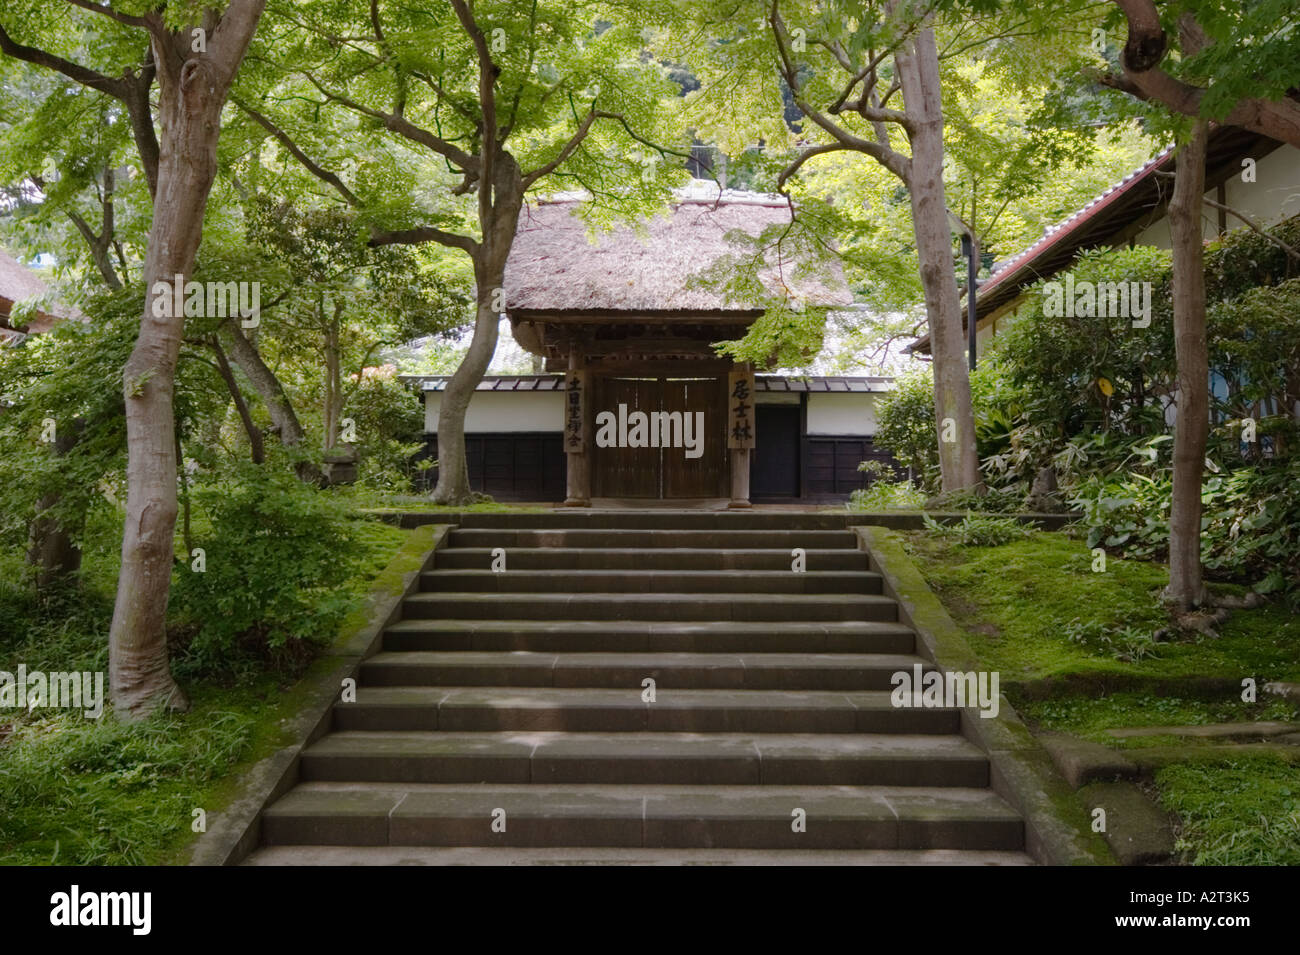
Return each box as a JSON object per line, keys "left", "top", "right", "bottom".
{"left": 921, "top": 512, "right": 1030, "bottom": 546}
{"left": 169, "top": 466, "right": 374, "bottom": 677}
{"left": 874, "top": 369, "right": 938, "bottom": 491}
{"left": 1062, "top": 618, "right": 1161, "bottom": 663}
{"left": 1071, "top": 456, "right": 1300, "bottom": 605}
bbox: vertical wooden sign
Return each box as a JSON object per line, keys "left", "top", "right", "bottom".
{"left": 565, "top": 370, "right": 587, "bottom": 453}
{"left": 727, "top": 370, "right": 755, "bottom": 450}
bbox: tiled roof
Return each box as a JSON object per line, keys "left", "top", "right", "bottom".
{"left": 908, "top": 125, "right": 1283, "bottom": 353}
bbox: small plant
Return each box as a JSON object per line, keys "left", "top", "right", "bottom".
{"left": 921, "top": 512, "right": 1030, "bottom": 546}
{"left": 848, "top": 461, "right": 926, "bottom": 510}
{"left": 1062, "top": 617, "right": 1161, "bottom": 662}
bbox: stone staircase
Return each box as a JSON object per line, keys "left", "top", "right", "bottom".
{"left": 245, "top": 512, "right": 1032, "bottom": 865}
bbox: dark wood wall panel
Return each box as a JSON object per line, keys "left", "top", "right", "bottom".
{"left": 803, "top": 436, "right": 899, "bottom": 499}
{"left": 420, "top": 432, "right": 566, "bottom": 501}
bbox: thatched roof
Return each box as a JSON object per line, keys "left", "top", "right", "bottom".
{"left": 0, "top": 248, "right": 74, "bottom": 340}
{"left": 402, "top": 373, "right": 893, "bottom": 392}
{"left": 503, "top": 183, "right": 853, "bottom": 314}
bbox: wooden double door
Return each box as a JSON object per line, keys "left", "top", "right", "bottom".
{"left": 592, "top": 376, "right": 729, "bottom": 499}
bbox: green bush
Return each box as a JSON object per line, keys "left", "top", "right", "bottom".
{"left": 169, "top": 467, "right": 374, "bottom": 677}
{"left": 1071, "top": 456, "right": 1300, "bottom": 605}
{"left": 874, "top": 369, "right": 939, "bottom": 491}
{"left": 342, "top": 365, "right": 429, "bottom": 492}
{"left": 921, "top": 512, "right": 1030, "bottom": 546}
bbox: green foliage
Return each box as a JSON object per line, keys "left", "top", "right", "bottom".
{"left": 921, "top": 512, "right": 1029, "bottom": 547}
{"left": 1157, "top": 757, "right": 1300, "bottom": 867}
{"left": 341, "top": 365, "right": 428, "bottom": 492}
{"left": 847, "top": 463, "right": 927, "bottom": 510}
{"left": 0, "top": 698, "right": 263, "bottom": 865}
{"left": 1061, "top": 618, "right": 1160, "bottom": 664}
{"left": 905, "top": 530, "right": 1300, "bottom": 683}
{"left": 874, "top": 369, "right": 939, "bottom": 489}
{"left": 0, "top": 287, "right": 219, "bottom": 557}
{"left": 168, "top": 466, "right": 385, "bottom": 678}
{"left": 1072, "top": 457, "right": 1300, "bottom": 605}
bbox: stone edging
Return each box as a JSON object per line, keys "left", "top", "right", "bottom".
{"left": 186, "top": 524, "right": 450, "bottom": 866}
{"left": 853, "top": 526, "right": 1115, "bottom": 866}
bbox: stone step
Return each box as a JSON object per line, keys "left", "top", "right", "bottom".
{"left": 453, "top": 511, "right": 870, "bottom": 530}
{"left": 359, "top": 650, "right": 932, "bottom": 691}
{"left": 334, "top": 687, "right": 959, "bottom": 734}
{"left": 434, "top": 547, "right": 871, "bottom": 571}
{"left": 244, "top": 845, "right": 1035, "bottom": 865}
{"left": 382, "top": 619, "right": 916, "bottom": 655}
{"left": 299, "top": 732, "right": 990, "bottom": 786}
{"left": 447, "top": 528, "right": 860, "bottom": 549}
{"left": 260, "top": 783, "right": 1022, "bottom": 850}
{"left": 418, "top": 569, "right": 883, "bottom": 595}
{"left": 400, "top": 592, "right": 898, "bottom": 622}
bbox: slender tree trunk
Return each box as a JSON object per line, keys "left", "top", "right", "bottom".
{"left": 432, "top": 282, "right": 502, "bottom": 504}
{"left": 322, "top": 303, "right": 342, "bottom": 452}
{"left": 29, "top": 421, "right": 83, "bottom": 589}
{"left": 431, "top": 153, "right": 524, "bottom": 505}
{"left": 896, "top": 27, "right": 982, "bottom": 494}
{"left": 211, "top": 338, "right": 264, "bottom": 463}
{"left": 222, "top": 324, "right": 306, "bottom": 447}
{"left": 1164, "top": 120, "right": 1210, "bottom": 612}
{"left": 109, "top": 4, "right": 265, "bottom": 720}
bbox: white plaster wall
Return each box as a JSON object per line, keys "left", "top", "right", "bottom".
{"left": 424, "top": 391, "right": 563, "bottom": 433}
{"left": 806, "top": 393, "right": 879, "bottom": 435}
{"left": 1137, "top": 145, "right": 1300, "bottom": 249}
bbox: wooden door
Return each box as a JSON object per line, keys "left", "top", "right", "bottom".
{"left": 592, "top": 377, "right": 660, "bottom": 498}
{"left": 592, "top": 376, "right": 728, "bottom": 499}
{"left": 663, "top": 377, "right": 729, "bottom": 498}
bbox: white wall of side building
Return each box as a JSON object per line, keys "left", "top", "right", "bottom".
{"left": 423, "top": 391, "right": 563, "bottom": 433}
{"left": 423, "top": 387, "right": 883, "bottom": 436}
{"left": 806, "top": 393, "right": 880, "bottom": 435}
{"left": 1138, "top": 144, "right": 1300, "bottom": 249}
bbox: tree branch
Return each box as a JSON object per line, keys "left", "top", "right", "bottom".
{"left": 232, "top": 94, "right": 361, "bottom": 206}
{"left": 367, "top": 225, "right": 478, "bottom": 254}
{"left": 301, "top": 70, "right": 479, "bottom": 172}
{"left": 62, "top": 0, "right": 150, "bottom": 30}
{"left": 1201, "top": 195, "right": 1300, "bottom": 262}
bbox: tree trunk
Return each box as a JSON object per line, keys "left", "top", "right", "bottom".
{"left": 1164, "top": 120, "right": 1210, "bottom": 612}
{"left": 896, "top": 27, "right": 983, "bottom": 494}
{"left": 27, "top": 421, "right": 84, "bottom": 589}
{"left": 108, "top": 4, "right": 264, "bottom": 720}
{"left": 431, "top": 152, "right": 524, "bottom": 505}
{"left": 222, "top": 324, "right": 307, "bottom": 447}
{"left": 431, "top": 284, "right": 502, "bottom": 504}
{"left": 322, "top": 301, "right": 342, "bottom": 452}
{"left": 210, "top": 338, "right": 264, "bottom": 463}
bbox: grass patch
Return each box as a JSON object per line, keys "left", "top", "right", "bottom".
{"left": 1156, "top": 757, "right": 1300, "bottom": 866}
{"left": 1018, "top": 693, "right": 1299, "bottom": 745}
{"left": 905, "top": 528, "right": 1300, "bottom": 865}
{"left": 904, "top": 529, "right": 1300, "bottom": 684}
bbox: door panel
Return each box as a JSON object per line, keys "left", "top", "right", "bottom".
{"left": 592, "top": 377, "right": 660, "bottom": 498}
{"left": 592, "top": 376, "right": 728, "bottom": 499}
{"left": 751, "top": 404, "right": 801, "bottom": 497}
{"left": 663, "top": 377, "right": 728, "bottom": 498}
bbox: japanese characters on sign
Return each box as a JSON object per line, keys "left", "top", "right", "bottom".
{"left": 565, "top": 370, "right": 587, "bottom": 453}
{"left": 727, "top": 370, "right": 755, "bottom": 450}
